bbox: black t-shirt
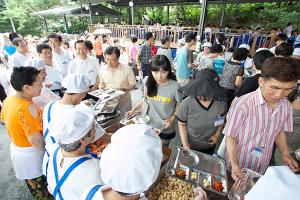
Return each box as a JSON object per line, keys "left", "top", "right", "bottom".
{"left": 235, "top": 74, "right": 261, "bottom": 97}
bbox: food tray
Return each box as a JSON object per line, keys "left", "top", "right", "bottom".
{"left": 228, "top": 168, "right": 262, "bottom": 200}
{"left": 89, "top": 89, "right": 125, "bottom": 101}
{"left": 97, "top": 112, "right": 121, "bottom": 129}
{"left": 166, "top": 146, "right": 228, "bottom": 196}
{"left": 120, "top": 114, "right": 165, "bottom": 131}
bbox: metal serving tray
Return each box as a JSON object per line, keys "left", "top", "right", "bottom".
{"left": 228, "top": 168, "right": 262, "bottom": 200}
{"left": 120, "top": 114, "right": 165, "bottom": 131}
{"left": 89, "top": 89, "right": 125, "bottom": 101}
{"left": 166, "top": 146, "right": 228, "bottom": 196}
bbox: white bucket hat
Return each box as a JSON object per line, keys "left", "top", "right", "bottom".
{"left": 62, "top": 73, "right": 91, "bottom": 94}
{"left": 202, "top": 42, "right": 212, "bottom": 48}
{"left": 100, "top": 124, "right": 162, "bottom": 194}
{"left": 49, "top": 104, "right": 94, "bottom": 144}
{"left": 239, "top": 44, "right": 250, "bottom": 51}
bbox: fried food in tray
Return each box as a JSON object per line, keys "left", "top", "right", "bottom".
{"left": 89, "top": 140, "right": 108, "bottom": 156}
{"left": 147, "top": 176, "right": 195, "bottom": 200}
{"left": 175, "top": 169, "right": 186, "bottom": 179}
{"left": 212, "top": 175, "right": 224, "bottom": 193}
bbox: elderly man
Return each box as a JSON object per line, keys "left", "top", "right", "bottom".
{"left": 99, "top": 46, "right": 135, "bottom": 116}
{"left": 46, "top": 105, "right": 103, "bottom": 199}
{"left": 224, "top": 57, "right": 300, "bottom": 181}
{"left": 68, "top": 40, "right": 100, "bottom": 91}
{"left": 47, "top": 33, "right": 71, "bottom": 77}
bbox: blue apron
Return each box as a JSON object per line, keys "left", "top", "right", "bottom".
{"left": 85, "top": 184, "right": 103, "bottom": 200}
{"left": 53, "top": 147, "right": 92, "bottom": 200}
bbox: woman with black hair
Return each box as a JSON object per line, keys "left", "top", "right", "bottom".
{"left": 1, "top": 67, "right": 52, "bottom": 199}
{"left": 126, "top": 55, "right": 183, "bottom": 146}
{"left": 177, "top": 69, "right": 228, "bottom": 155}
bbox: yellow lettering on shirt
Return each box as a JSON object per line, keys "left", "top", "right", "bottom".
{"left": 148, "top": 95, "right": 173, "bottom": 104}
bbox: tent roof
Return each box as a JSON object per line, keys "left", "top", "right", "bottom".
{"left": 31, "top": 3, "right": 119, "bottom": 17}
{"left": 72, "top": 0, "right": 298, "bottom": 7}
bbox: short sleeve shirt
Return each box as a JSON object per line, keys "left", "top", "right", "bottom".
{"left": 68, "top": 56, "right": 100, "bottom": 85}
{"left": 177, "top": 97, "right": 226, "bottom": 150}
{"left": 223, "top": 88, "right": 293, "bottom": 174}
{"left": 219, "top": 60, "right": 244, "bottom": 90}
{"left": 144, "top": 79, "right": 183, "bottom": 134}
{"left": 99, "top": 63, "right": 135, "bottom": 89}
{"left": 1, "top": 96, "right": 42, "bottom": 147}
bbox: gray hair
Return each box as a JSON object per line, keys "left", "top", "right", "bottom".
{"left": 59, "top": 130, "right": 92, "bottom": 152}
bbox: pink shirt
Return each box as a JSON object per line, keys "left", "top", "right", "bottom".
{"left": 223, "top": 88, "right": 293, "bottom": 174}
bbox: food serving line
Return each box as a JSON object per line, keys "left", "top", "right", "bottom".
{"left": 85, "top": 88, "right": 261, "bottom": 200}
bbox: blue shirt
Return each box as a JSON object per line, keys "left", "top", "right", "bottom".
{"left": 3, "top": 45, "right": 16, "bottom": 56}
{"left": 175, "top": 47, "right": 191, "bottom": 79}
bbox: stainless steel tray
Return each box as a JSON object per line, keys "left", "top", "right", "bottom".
{"left": 228, "top": 168, "right": 262, "bottom": 200}
{"left": 120, "top": 114, "right": 164, "bottom": 131}
{"left": 89, "top": 89, "right": 125, "bottom": 101}
{"left": 100, "top": 98, "right": 119, "bottom": 114}
{"left": 166, "top": 146, "right": 228, "bottom": 196}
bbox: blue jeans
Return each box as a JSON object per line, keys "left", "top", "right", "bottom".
{"left": 141, "top": 63, "right": 150, "bottom": 77}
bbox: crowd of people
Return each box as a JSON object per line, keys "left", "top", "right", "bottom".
{"left": 0, "top": 25, "right": 300, "bottom": 200}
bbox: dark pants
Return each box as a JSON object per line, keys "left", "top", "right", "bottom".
{"left": 25, "top": 175, "right": 53, "bottom": 200}
{"left": 141, "top": 63, "right": 150, "bottom": 78}
{"left": 0, "top": 84, "right": 7, "bottom": 112}
{"left": 96, "top": 55, "right": 104, "bottom": 65}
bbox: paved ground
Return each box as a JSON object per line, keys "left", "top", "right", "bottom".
{"left": 0, "top": 124, "right": 32, "bottom": 200}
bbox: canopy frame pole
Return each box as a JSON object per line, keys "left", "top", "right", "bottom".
{"left": 63, "top": 14, "right": 68, "bottom": 34}
{"left": 198, "top": 0, "right": 208, "bottom": 42}
{"left": 4, "top": 0, "right": 16, "bottom": 32}
{"left": 89, "top": 2, "right": 92, "bottom": 25}
{"left": 167, "top": 4, "right": 170, "bottom": 25}
{"left": 43, "top": 17, "right": 48, "bottom": 34}
{"left": 220, "top": 2, "right": 226, "bottom": 27}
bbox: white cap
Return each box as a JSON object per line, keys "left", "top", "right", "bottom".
{"left": 239, "top": 44, "right": 250, "bottom": 51}
{"left": 202, "top": 42, "right": 212, "bottom": 48}
{"left": 293, "top": 48, "right": 300, "bottom": 56}
{"left": 245, "top": 166, "right": 300, "bottom": 200}
{"left": 49, "top": 104, "right": 94, "bottom": 144}
{"left": 256, "top": 48, "right": 270, "bottom": 53}
{"left": 100, "top": 124, "right": 163, "bottom": 194}
{"left": 178, "top": 38, "right": 185, "bottom": 45}
{"left": 62, "top": 73, "right": 91, "bottom": 94}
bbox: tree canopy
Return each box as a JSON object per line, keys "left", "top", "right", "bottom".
{"left": 0, "top": 0, "right": 299, "bottom": 36}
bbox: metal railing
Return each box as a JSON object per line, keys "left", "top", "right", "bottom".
{"left": 89, "top": 24, "right": 276, "bottom": 54}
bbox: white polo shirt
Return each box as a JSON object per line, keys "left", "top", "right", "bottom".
{"left": 68, "top": 56, "right": 100, "bottom": 86}
{"left": 46, "top": 148, "right": 103, "bottom": 200}
{"left": 8, "top": 51, "right": 31, "bottom": 68}
{"left": 52, "top": 49, "right": 71, "bottom": 77}
{"left": 45, "top": 65, "right": 63, "bottom": 91}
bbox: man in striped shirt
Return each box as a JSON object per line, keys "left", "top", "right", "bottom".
{"left": 224, "top": 57, "right": 300, "bottom": 180}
